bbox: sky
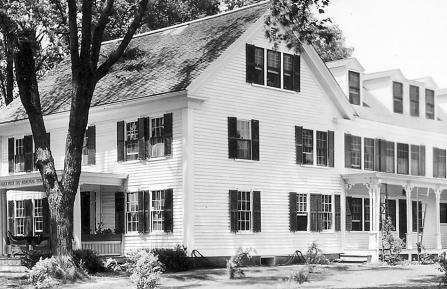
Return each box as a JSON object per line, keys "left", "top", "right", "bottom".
{"left": 326, "top": 0, "right": 447, "bottom": 88}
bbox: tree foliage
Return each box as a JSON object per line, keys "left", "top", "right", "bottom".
{"left": 312, "top": 24, "right": 353, "bottom": 62}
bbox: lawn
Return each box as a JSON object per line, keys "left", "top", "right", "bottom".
{"left": 1, "top": 263, "right": 443, "bottom": 288}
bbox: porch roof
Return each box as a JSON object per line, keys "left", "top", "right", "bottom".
{"left": 341, "top": 172, "right": 447, "bottom": 191}
{"left": 0, "top": 171, "right": 128, "bottom": 190}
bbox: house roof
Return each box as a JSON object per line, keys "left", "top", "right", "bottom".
{"left": 0, "top": 2, "right": 268, "bottom": 123}
{"left": 325, "top": 57, "right": 365, "bottom": 72}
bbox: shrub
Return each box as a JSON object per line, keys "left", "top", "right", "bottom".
{"left": 28, "top": 255, "right": 87, "bottom": 289}
{"left": 380, "top": 216, "right": 405, "bottom": 265}
{"left": 151, "top": 245, "right": 189, "bottom": 272}
{"left": 72, "top": 249, "right": 105, "bottom": 274}
{"left": 105, "top": 257, "right": 122, "bottom": 272}
{"left": 304, "top": 242, "right": 329, "bottom": 265}
{"left": 287, "top": 267, "right": 310, "bottom": 284}
{"left": 129, "top": 250, "right": 164, "bottom": 289}
{"left": 438, "top": 252, "right": 447, "bottom": 286}
{"left": 226, "top": 248, "right": 255, "bottom": 279}
{"left": 22, "top": 249, "right": 53, "bottom": 269}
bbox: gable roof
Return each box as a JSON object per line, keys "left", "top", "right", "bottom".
{"left": 0, "top": 2, "right": 268, "bottom": 123}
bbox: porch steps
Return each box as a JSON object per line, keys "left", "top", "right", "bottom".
{"left": 0, "top": 257, "right": 28, "bottom": 278}
{"left": 339, "top": 254, "right": 369, "bottom": 264}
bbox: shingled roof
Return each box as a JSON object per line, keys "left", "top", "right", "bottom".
{"left": 0, "top": 3, "right": 268, "bottom": 123}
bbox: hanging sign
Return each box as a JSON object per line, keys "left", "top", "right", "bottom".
{"left": 0, "top": 177, "right": 42, "bottom": 189}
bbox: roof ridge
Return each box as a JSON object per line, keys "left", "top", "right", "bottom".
{"left": 102, "top": 0, "right": 270, "bottom": 45}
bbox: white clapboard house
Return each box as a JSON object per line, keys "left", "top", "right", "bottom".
{"left": 1, "top": 2, "right": 447, "bottom": 263}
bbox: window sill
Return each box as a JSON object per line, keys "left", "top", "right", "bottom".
{"left": 251, "top": 83, "right": 297, "bottom": 94}
{"left": 119, "top": 156, "right": 172, "bottom": 164}
{"left": 232, "top": 158, "right": 257, "bottom": 163}
{"left": 300, "top": 164, "right": 331, "bottom": 169}
{"left": 232, "top": 231, "right": 256, "bottom": 235}
{"left": 125, "top": 231, "right": 170, "bottom": 236}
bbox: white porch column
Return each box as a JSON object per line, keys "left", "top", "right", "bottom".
{"left": 436, "top": 188, "right": 442, "bottom": 250}
{"left": 404, "top": 184, "right": 413, "bottom": 250}
{"left": 73, "top": 186, "right": 82, "bottom": 249}
{"left": 369, "top": 181, "right": 381, "bottom": 262}
{"left": 0, "top": 189, "right": 6, "bottom": 256}
{"left": 341, "top": 182, "right": 349, "bottom": 252}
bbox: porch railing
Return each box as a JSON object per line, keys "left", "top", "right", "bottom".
{"left": 81, "top": 234, "right": 122, "bottom": 256}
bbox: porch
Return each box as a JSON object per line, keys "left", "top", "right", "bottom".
{"left": 0, "top": 171, "right": 127, "bottom": 257}
{"left": 342, "top": 172, "right": 447, "bottom": 260}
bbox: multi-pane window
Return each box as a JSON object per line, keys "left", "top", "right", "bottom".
{"left": 126, "top": 192, "right": 139, "bottom": 232}
{"left": 348, "top": 71, "right": 360, "bottom": 105}
{"left": 441, "top": 203, "right": 447, "bottom": 223}
{"left": 411, "top": 145, "right": 420, "bottom": 176}
{"left": 296, "top": 193, "right": 308, "bottom": 231}
{"left": 150, "top": 117, "right": 165, "bottom": 157}
{"left": 364, "top": 138, "right": 375, "bottom": 170}
{"left": 302, "top": 129, "right": 313, "bottom": 165}
{"left": 385, "top": 141, "right": 395, "bottom": 173}
{"left": 393, "top": 82, "right": 403, "bottom": 113}
{"left": 82, "top": 131, "right": 89, "bottom": 165}
{"left": 321, "top": 195, "right": 332, "bottom": 230}
{"left": 267, "top": 50, "right": 280, "bottom": 88}
{"left": 364, "top": 199, "right": 370, "bottom": 231}
{"left": 351, "top": 198, "right": 362, "bottom": 231}
{"left": 316, "top": 131, "right": 327, "bottom": 166}
{"left": 151, "top": 190, "right": 165, "bottom": 231}
{"left": 236, "top": 119, "right": 252, "bottom": 160}
{"left": 253, "top": 47, "right": 264, "bottom": 85}
{"left": 351, "top": 136, "right": 361, "bottom": 168}
{"left": 410, "top": 85, "right": 419, "bottom": 116}
{"left": 426, "top": 89, "right": 435, "bottom": 119}
{"left": 397, "top": 143, "right": 409, "bottom": 175}
{"left": 237, "top": 191, "right": 251, "bottom": 231}
{"left": 126, "top": 121, "right": 139, "bottom": 161}
{"left": 283, "top": 53, "right": 293, "bottom": 90}
{"left": 34, "top": 199, "right": 43, "bottom": 233}
{"left": 15, "top": 138, "right": 25, "bottom": 172}
{"left": 15, "top": 200, "right": 25, "bottom": 235}
{"left": 439, "top": 149, "right": 447, "bottom": 178}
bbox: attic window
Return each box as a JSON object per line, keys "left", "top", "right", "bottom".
{"left": 393, "top": 82, "right": 403, "bottom": 114}
{"left": 410, "top": 85, "right": 419, "bottom": 117}
{"left": 425, "top": 89, "right": 435, "bottom": 119}
{"left": 348, "top": 71, "right": 360, "bottom": 105}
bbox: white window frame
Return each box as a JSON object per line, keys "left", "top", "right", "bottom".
{"left": 125, "top": 121, "right": 139, "bottom": 161}
{"left": 149, "top": 116, "right": 165, "bottom": 158}
{"left": 15, "top": 200, "right": 25, "bottom": 236}
{"left": 126, "top": 192, "right": 139, "bottom": 232}
{"left": 15, "top": 138, "right": 25, "bottom": 173}
{"left": 302, "top": 129, "right": 314, "bottom": 165}
{"left": 34, "top": 199, "right": 44, "bottom": 233}
{"left": 321, "top": 194, "right": 332, "bottom": 231}
{"left": 235, "top": 119, "right": 252, "bottom": 160}
{"left": 151, "top": 190, "right": 166, "bottom": 232}
{"left": 236, "top": 191, "right": 252, "bottom": 232}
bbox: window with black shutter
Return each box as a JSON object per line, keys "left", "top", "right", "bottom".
{"left": 364, "top": 198, "right": 370, "bottom": 231}
{"left": 246, "top": 44, "right": 264, "bottom": 85}
{"left": 434, "top": 147, "right": 447, "bottom": 178}
{"left": 397, "top": 143, "right": 409, "bottom": 175}
{"left": 345, "top": 134, "right": 361, "bottom": 169}
{"left": 351, "top": 198, "right": 363, "bottom": 231}
{"left": 227, "top": 117, "right": 259, "bottom": 161}
{"left": 82, "top": 126, "right": 96, "bottom": 165}
{"left": 289, "top": 193, "right": 308, "bottom": 232}
{"left": 316, "top": 131, "right": 327, "bottom": 166}
{"left": 229, "top": 190, "right": 260, "bottom": 232}
{"left": 412, "top": 201, "right": 423, "bottom": 232}
{"left": 267, "top": 50, "right": 280, "bottom": 88}
{"left": 364, "top": 138, "right": 374, "bottom": 170}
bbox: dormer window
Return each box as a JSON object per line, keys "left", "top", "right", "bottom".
{"left": 410, "top": 85, "right": 419, "bottom": 116}
{"left": 348, "top": 71, "right": 360, "bottom": 105}
{"left": 425, "top": 89, "right": 435, "bottom": 119}
{"left": 393, "top": 82, "right": 403, "bottom": 113}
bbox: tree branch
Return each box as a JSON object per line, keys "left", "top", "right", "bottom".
{"left": 96, "top": 0, "right": 149, "bottom": 80}
{"left": 67, "top": 0, "right": 80, "bottom": 70}
{"left": 80, "top": 0, "right": 93, "bottom": 65}
{"left": 90, "top": 0, "right": 114, "bottom": 68}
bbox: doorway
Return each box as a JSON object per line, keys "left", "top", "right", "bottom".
{"left": 398, "top": 199, "right": 407, "bottom": 243}
{"left": 81, "top": 191, "right": 96, "bottom": 234}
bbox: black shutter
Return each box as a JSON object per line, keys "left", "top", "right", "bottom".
{"left": 144, "top": 118, "right": 150, "bottom": 158}
{"left": 345, "top": 197, "right": 353, "bottom": 231}
{"left": 24, "top": 199, "right": 33, "bottom": 236}
{"left": 419, "top": 145, "right": 425, "bottom": 176}
{"left": 228, "top": 117, "right": 238, "bottom": 159}
{"left": 24, "top": 135, "right": 33, "bottom": 172}
{"left": 163, "top": 113, "right": 173, "bottom": 156}
{"left": 293, "top": 55, "right": 300, "bottom": 92}
{"left": 374, "top": 139, "right": 380, "bottom": 171}
{"left": 251, "top": 119, "right": 259, "bottom": 161}
{"left": 45, "top": 132, "right": 50, "bottom": 148}
{"left": 229, "top": 190, "right": 238, "bottom": 232}
{"left": 115, "top": 192, "right": 125, "bottom": 234}
{"left": 87, "top": 126, "right": 96, "bottom": 165}
{"left": 335, "top": 195, "right": 341, "bottom": 231}
{"left": 42, "top": 197, "right": 50, "bottom": 234}
{"left": 328, "top": 130, "right": 334, "bottom": 167}
{"left": 380, "top": 140, "right": 388, "bottom": 172}
{"left": 8, "top": 137, "right": 14, "bottom": 173}
{"left": 434, "top": 147, "right": 439, "bottom": 177}
{"left": 143, "top": 191, "right": 150, "bottom": 233}
{"left": 138, "top": 118, "right": 146, "bottom": 160}
{"left": 117, "top": 121, "right": 125, "bottom": 162}
{"left": 364, "top": 198, "right": 370, "bottom": 231}
{"left": 164, "top": 189, "right": 173, "bottom": 233}
{"left": 252, "top": 191, "right": 261, "bottom": 232}
{"left": 289, "top": 192, "right": 298, "bottom": 232}
{"left": 310, "top": 194, "right": 321, "bottom": 232}
{"left": 246, "top": 44, "right": 255, "bottom": 83}
{"left": 295, "top": 126, "right": 303, "bottom": 164}
{"left": 345, "top": 134, "right": 352, "bottom": 168}
{"left": 8, "top": 200, "right": 14, "bottom": 234}
{"left": 138, "top": 191, "right": 145, "bottom": 233}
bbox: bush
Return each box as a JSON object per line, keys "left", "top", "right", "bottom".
{"left": 226, "top": 248, "right": 255, "bottom": 279}
{"left": 28, "top": 255, "right": 87, "bottom": 289}
{"left": 150, "top": 245, "right": 189, "bottom": 272}
{"left": 72, "top": 249, "right": 105, "bottom": 274}
{"left": 380, "top": 216, "right": 405, "bottom": 265}
{"left": 304, "top": 242, "right": 329, "bottom": 265}
{"left": 128, "top": 250, "right": 164, "bottom": 289}
{"left": 105, "top": 257, "right": 122, "bottom": 272}
{"left": 22, "top": 250, "right": 53, "bottom": 269}
{"left": 287, "top": 267, "right": 310, "bottom": 284}
{"left": 438, "top": 252, "right": 447, "bottom": 286}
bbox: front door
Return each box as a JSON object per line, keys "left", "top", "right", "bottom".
{"left": 81, "top": 192, "right": 90, "bottom": 234}
{"left": 398, "top": 199, "right": 407, "bottom": 242}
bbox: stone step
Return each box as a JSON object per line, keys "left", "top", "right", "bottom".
{"left": 0, "top": 265, "right": 28, "bottom": 273}
{"left": 0, "top": 271, "right": 28, "bottom": 278}
{"left": 0, "top": 257, "right": 22, "bottom": 266}
{"left": 339, "top": 254, "right": 369, "bottom": 264}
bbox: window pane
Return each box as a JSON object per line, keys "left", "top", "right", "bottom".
{"left": 426, "top": 89, "right": 435, "bottom": 119}
{"left": 397, "top": 143, "right": 409, "bottom": 175}
{"left": 283, "top": 54, "right": 293, "bottom": 90}
{"left": 393, "top": 82, "right": 403, "bottom": 113}
{"left": 439, "top": 149, "right": 447, "bottom": 178}
{"left": 237, "top": 191, "right": 251, "bottom": 231}
{"left": 267, "top": 50, "right": 280, "bottom": 88}
{"left": 351, "top": 198, "right": 362, "bottom": 231}
{"left": 364, "top": 138, "right": 374, "bottom": 170}
{"left": 150, "top": 117, "right": 165, "bottom": 157}
{"left": 351, "top": 136, "right": 361, "bottom": 168}
{"left": 236, "top": 120, "right": 251, "bottom": 160}
{"left": 302, "top": 129, "right": 313, "bottom": 165}
{"left": 126, "top": 121, "right": 139, "bottom": 161}
{"left": 410, "top": 85, "right": 419, "bottom": 116}
{"left": 321, "top": 195, "right": 332, "bottom": 230}
{"left": 316, "top": 131, "right": 327, "bottom": 166}
{"left": 126, "top": 192, "right": 139, "bottom": 232}
{"left": 410, "top": 145, "right": 420, "bottom": 176}
{"left": 151, "top": 190, "right": 165, "bottom": 231}
{"left": 348, "top": 71, "right": 360, "bottom": 105}
{"left": 386, "top": 141, "right": 395, "bottom": 173}
{"left": 15, "top": 138, "right": 25, "bottom": 172}
{"left": 253, "top": 47, "right": 264, "bottom": 85}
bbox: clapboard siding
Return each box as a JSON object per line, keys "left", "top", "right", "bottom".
{"left": 344, "top": 232, "right": 370, "bottom": 250}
